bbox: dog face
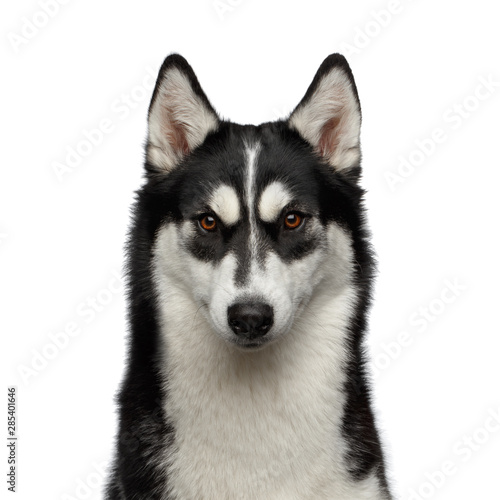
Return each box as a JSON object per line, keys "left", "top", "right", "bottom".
{"left": 144, "top": 54, "right": 363, "bottom": 350}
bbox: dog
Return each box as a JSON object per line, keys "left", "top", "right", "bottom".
{"left": 106, "top": 53, "right": 392, "bottom": 499}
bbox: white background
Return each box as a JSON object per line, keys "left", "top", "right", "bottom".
{"left": 1, "top": 1, "right": 499, "bottom": 499}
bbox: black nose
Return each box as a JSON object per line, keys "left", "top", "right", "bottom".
{"left": 227, "top": 303, "right": 274, "bottom": 339}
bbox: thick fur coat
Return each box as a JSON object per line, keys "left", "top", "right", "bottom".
{"left": 107, "top": 54, "right": 392, "bottom": 500}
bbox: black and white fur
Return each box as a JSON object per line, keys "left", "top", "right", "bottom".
{"left": 107, "top": 54, "right": 392, "bottom": 499}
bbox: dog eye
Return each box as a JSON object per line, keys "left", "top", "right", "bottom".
{"left": 284, "top": 212, "right": 303, "bottom": 230}
{"left": 199, "top": 215, "right": 217, "bottom": 231}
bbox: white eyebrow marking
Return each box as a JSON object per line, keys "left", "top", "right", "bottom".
{"left": 208, "top": 185, "right": 240, "bottom": 226}
{"left": 258, "top": 181, "right": 292, "bottom": 222}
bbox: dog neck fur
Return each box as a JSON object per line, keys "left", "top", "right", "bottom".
{"left": 151, "top": 222, "right": 386, "bottom": 499}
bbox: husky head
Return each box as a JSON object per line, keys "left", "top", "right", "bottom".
{"left": 138, "top": 54, "right": 366, "bottom": 351}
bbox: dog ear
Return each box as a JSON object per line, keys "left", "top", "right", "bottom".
{"left": 146, "top": 54, "right": 219, "bottom": 173}
{"left": 288, "top": 54, "right": 361, "bottom": 179}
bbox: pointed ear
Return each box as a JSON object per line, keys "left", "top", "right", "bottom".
{"left": 288, "top": 54, "right": 362, "bottom": 178}
{"left": 146, "top": 54, "right": 219, "bottom": 172}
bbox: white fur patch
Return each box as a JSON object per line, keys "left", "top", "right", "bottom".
{"left": 289, "top": 65, "right": 361, "bottom": 171}
{"left": 244, "top": 143, "right": 261, "bottom": 260}
{"left": 258, "top": 181, "right": 292, "bottom": 222}
{"left": 209, "top": 185, "right": 240, "bottom": 226}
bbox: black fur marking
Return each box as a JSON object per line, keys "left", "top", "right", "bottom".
{"left": 315, "top": 170, "right": 392, "bottom": 495}
{"left": 230, "top": 222, "right": 253, "bottom": 286}
{"left": 106, "top": 190, "right": 176, "bottom": 500}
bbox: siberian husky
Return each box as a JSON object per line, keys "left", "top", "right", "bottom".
{"left": 107, "top": 53, "right": 392, "bottom": 499}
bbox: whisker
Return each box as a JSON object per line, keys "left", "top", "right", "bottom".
{"left": 191, "top": 302, "right": 208, "bottom": 330}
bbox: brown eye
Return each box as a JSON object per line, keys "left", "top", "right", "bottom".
{"left": 199, "top": 215, "right": 217, "bottom": 231}
{"left": 284, "top": 212, "right": 302, "bottom": 230}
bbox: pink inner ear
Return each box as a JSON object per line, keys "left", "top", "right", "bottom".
{"left": 160, "top": 104, "right": 190, "bottom": 156}
{"left": 318, "top": 115, "right": 342, "bottom": 157}
{"left": 170, "top": 120, "right": 190, "bottom": 156}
